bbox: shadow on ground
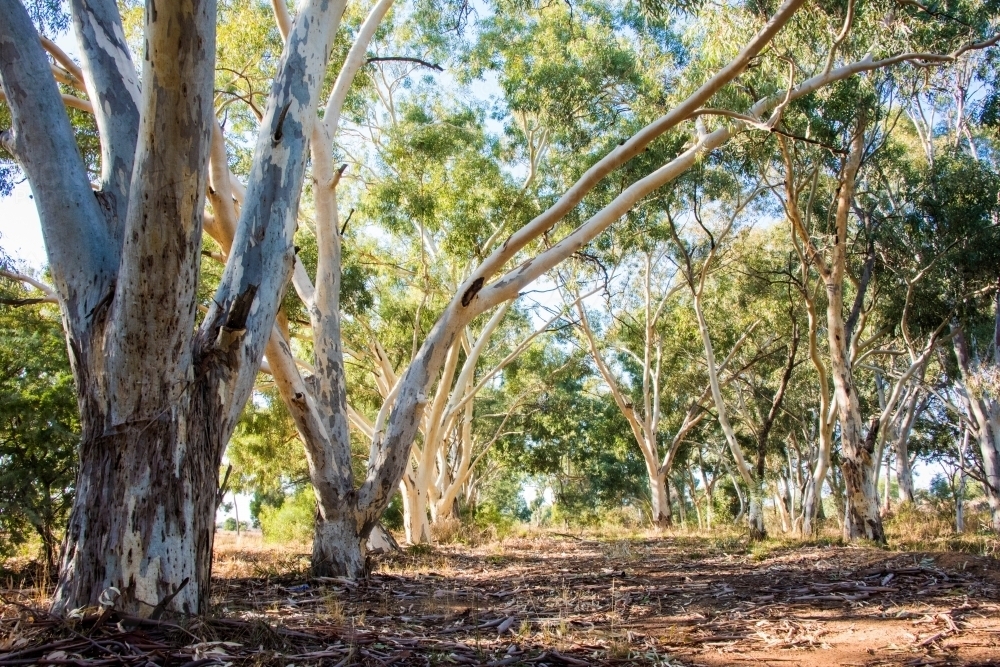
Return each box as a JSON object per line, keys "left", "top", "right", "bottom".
{"left": 3, "top": 534, "right": 1000, "bottom": 665}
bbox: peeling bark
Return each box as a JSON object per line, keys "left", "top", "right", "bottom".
{"left": 312, "top": 512, "right": 366, "bottom": 579}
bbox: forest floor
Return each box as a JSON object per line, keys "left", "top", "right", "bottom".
{"left": 2, "top": 529, "right": 1000, "bottom": 666}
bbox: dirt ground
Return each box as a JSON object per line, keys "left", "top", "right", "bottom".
{"left": 2, "top": 531, "right": 999, "bottom": 666}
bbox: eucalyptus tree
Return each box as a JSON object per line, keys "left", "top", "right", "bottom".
{"left": 902, "top": 60, "right": 1000, "bottom": 530}
{"left": 779, "top": 222, "right": 838, "bottom": 534}
{"left": 572, "top": 254, "right": 695, "bottom": 528}
{"left": 720, "top": 232, "right": 809, "bottom": 534}
{"left": 492, "top": 345, "right": 651, "bottom": 525}
{"left": 658, "top": 162, "right": 795, "bottom": 539}
{"left": 1, "top": 0, "right": 351, "bottom": 613}
{"left": 4, "top": 0, "right": 996, "bottom": 612}
{"left": 898, "top": 151, "right": 1000, "bottom": 530}
{"left": 336, "top": 90, "right": 568, "bottom": 544}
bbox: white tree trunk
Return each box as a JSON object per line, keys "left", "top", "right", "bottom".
{"left": 400, "top": 477, "right": 432, "bottom": 545}
{"left": 647, "top": 461, "right": 671, "bottom": 529}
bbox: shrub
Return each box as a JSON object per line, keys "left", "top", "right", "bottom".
{"left": 259, "top": 486, "right": 315, "bottom": 544}
{"left": 221, "top": 517, "right": 249, "bottom": 532}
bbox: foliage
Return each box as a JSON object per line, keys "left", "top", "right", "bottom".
{"left": 259, "top": 486, "right": 316, "bottom": 545}
{"left": 0, "top": 274, "right": 78, "bottom": 564}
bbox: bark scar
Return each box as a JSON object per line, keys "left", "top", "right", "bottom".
{"left": 216, "top": 284, "right": 258, "bottom": 349}
{"left": 272, "top": 101, "right": 292, "bottom": 144}
{"left": 461, "top": 277, "right": 485, "bottom": 307}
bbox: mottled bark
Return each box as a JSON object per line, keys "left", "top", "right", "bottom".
{"left": 648, "top": 465, "right": 671, "bottom": 529}
{"left": 55, "top": 391, "right": 225, "bottom": 615}
{"left": 52, "top": 0, "right": 219, "bottom": 616}
{"left": 312, "top": 511, "right": 366, "bottom": 579}
{"left": 829, "top": 295, "right": 884, "bottom": 542}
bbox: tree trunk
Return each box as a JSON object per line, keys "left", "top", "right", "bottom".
{"left": 826, "top": 262, "right": 884, "bottom": 541}
{"left": 648, "top": 464, "right": 671, "bottom": 529}
{"left": 747, "top": 485, "right": 767, "bottom": 541}
{"left": 891, "top": 388, "right": 923, "bottom": 504}
{"left": 0, "top": 0, "right": 343, "bottom": 613}
{"left": 896, "top": 439, "right": 915, "bottom": 504}
{"left": 882, "top": 453, "right": 892, "bottom": 514}
{"left": 54, "top": 395, "right": 224, "bottom": 616}
{"left": 956, "top": 432, "right": 967, "bottom": 533}
{"left": 837, "top": 410, "right": 884, "bottom": 542}
{"left": 827, "top": 464, "right": 846, "bottom": 530}
{"left": 801, "top": 474, "right": 820, "bottom": 535}
{"left": 687, "top": 471, "right": 703, "bottom": 529}
{"left": 400, "top": 479, "right": 432, "bottom": 544}
{"left": 775, "top": 480, "right": 792, "bottom": 533}
{"left": 827, "top": 273, "right": 883, "bottom": 541}
{"left": 731, "top": 473, "right": 746, "bottom": 523}
{"left": 664, "top": 476, "right": 674, "bottom": 525}
{"left": 675, "top": 477, "right": 688, "bottom": 527}
{"left": 953, "top": 326, "right": 1000, "bottom": 532}
{"left": 976, "top": 425, "right": 1000, "bottom": 531}
{"left": 312, "top": 511, "right": 366, "bottom": 578}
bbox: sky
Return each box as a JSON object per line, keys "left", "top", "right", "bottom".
{"left": 1, "top": 181, "right": 48, "bottom": 271}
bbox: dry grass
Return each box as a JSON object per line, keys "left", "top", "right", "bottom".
{"left": 885, "top": 503, "right": 1000, "bottom": 557}
{"left": 212, "top": 530, "right": 311, "bottom": 579}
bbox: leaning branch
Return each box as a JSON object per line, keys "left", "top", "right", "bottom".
{"left": 463, "top": 0, "right": 808, "bottom": 289}
{"left": 40, "top": 36, "right": 84, "bottom": 83}
{"left": 366, "top": 56, "right": 443, "bottom": 71}
{"left": 0, "top": 0, "right": 114, "bottom": 323}
{"left": 0, "top": 269, "right": 59, "bottom": 302}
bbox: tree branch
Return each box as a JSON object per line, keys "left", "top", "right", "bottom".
{"left": 0, "top": 0, "right": 114, "bottom": 326}
{"left": 68, "top": 0, "right": 141, "bottom": 237}
{"left": 366, "top": 56, "right": 443, "bottom": 71}
{"left": 201, "top": 0, "right": 348, "bottom": 427}
{"left": 0, "top": 269, "right": 59, "bottom": 302}
{"left": 105, "top": 0, "right": 218, "bottom": 416}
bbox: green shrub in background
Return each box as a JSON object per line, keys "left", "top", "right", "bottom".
{"left": 382, "top": 492, "right": 404, "bottom": 531}
{"left": 222, "top": 517, "right": 249, "bottom": 532}
{"left": 259, "top": 486, "right": 315, "bottom": 544}
{"left": 0, "top": 276, "right": 79, "bottom": 566}
{"left": 250, "top": 487, "right": 286, "bottom": 528}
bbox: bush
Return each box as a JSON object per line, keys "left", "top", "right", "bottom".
{"left": 259, "top": 486, "right": 315, "bottom": 544}
{"left": 382, "top": 491, "right": 404, "bottom": 531}
{"left": 249, "top": 488, "right": 285, "bottom": 529}
{"left": 221, "top": 517, "right": 249, "bottom": 532}
{"left": 0, "top": 287, "right": 79, "bottom": 566}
